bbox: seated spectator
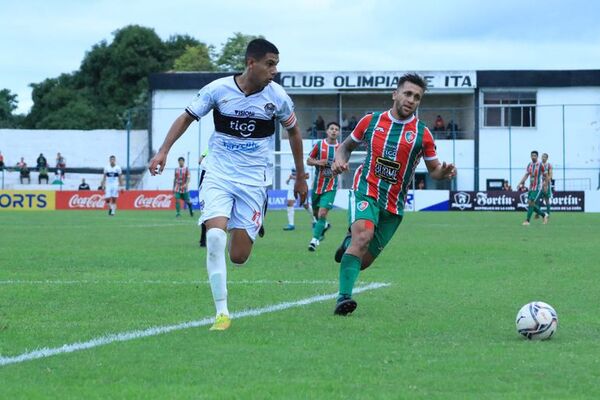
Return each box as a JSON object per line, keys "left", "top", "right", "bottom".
{"left": 417, "top": 180, "right": 426, "bottom": 190}
{"left": 433, "top": 115, "right": 445, "bottom": 132}
{"left": 0, "top": 151, "right": 5, "bottom": 171}
{"left": 36, "top": 153, "right": 48, "bottom": 169}
{"left": 446, "top": 120, "right": 459, "bottom": 138}
{"left": 17, "top": 157, "right": 30, "bottom": 184}
{"left": 38, "top": 165, "right": 49, "bottom": 184}
{"left": 341, "top": 113, "right": 350, "bottom": 131}
{"left": 56, "top": 152, "right": 66, "bottom": 178}
{"left": 78, "top": 179, "right": 91, "bottom": 190}
{"left": 502, "top": 180, "right": 512, "bottom": 191}
{"left": 315, "top": 115, "right": 325, "bottom": 137}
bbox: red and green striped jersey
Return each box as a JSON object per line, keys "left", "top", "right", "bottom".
{"left": 526, "top": 162, "right": 546, "bottom": 191}
{"left": 351, "top": 111, "right": 437, "bottom": 215}
{"left": 309, "top": 139, "right": 340, "bottom": 194}
{"left": 542, "top": 162, "right": 552, "bottom": 179}
{"left": 174, "top": 167, "right": 190, "bottom": 193}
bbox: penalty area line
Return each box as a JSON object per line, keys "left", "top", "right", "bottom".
{"left": 0, "top": 282, "right": 390, "bottom": 367}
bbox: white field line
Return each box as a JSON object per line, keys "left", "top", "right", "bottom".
{"left": 0, "top": 279, "right": 343, "bottom": 285}
{"left": 0, "top": 282, "right": 390, "bottom": 367}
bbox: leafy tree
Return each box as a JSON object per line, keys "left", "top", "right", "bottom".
{"left": 173, "top": 45, "right": 216, "bottom": 71}
{"left": 0, "top": 89, "right": 18, "bottom": 127}
{"left": 165, "top": 34, "right": 205, "bottom": 66}
{"left": 216, "top": 32, "right": 263, "bottom": 72}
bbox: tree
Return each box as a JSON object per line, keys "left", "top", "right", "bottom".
{"left": 0, "top": 89, "right": 18, "bottom": 127}
{"left": 173, "top": 45, "right": 216, "bottom": 72}
{"left": 216, "top": 32, "right": 263, "bottom": 72}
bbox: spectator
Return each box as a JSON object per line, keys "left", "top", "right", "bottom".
{"left": 341, "top": 113, "right": 350, "bottom": 131}
{"left": 17, "top": 157, "right": 30, "bottom": 184}
{"left": 446, "top": 120, "right": 459, "bottom": 138}
{"left": 502, "top": 180, "right": 512, "bottom": 191}
{"left": 433, "top": 115, "right": 445, "bottom": 132}
{"left": 0, "top": 151, "right": 5, "bottom": 171}
{"left": 78, "top": 178, "right": 91, "bottom": 190}
{"left": 56, "top": 152, "right": 66, "bottom": 179}
{"left": 315, "top": 115, "right": 325, "bottom": 136}
{"left": 417, "top": 180, "right": 426, "bottom": 190}
{"left": 38, "top": 165, "right": 49, "bottom": 184}
{"left": 36, "top": 153, "right": 48, "bottom": 169}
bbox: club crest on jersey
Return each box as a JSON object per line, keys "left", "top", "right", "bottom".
{"left": 357, "top": 201, "right": 369, "bottom": 211}
{"left": 405, "top": 130, "right": 416, "bottom": 143}
{"left": 264, "top": 103, "right": 276, "bottom": 118}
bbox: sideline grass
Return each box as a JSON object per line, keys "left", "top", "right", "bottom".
{"left": 1, "top": 210, "right": 599, "bottom": 399}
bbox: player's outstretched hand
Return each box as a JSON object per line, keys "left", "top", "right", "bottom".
{"left": 294, "top": 177, "right": 308, "bottom": 206}
{"left": 331, "top": 159, "right": 349, "bottom": 176}
{"left": 440, "top": 162, "right": 457, "bottom": 180}
{"left": 148, "top": 151, "right": 168, "bottom": 176}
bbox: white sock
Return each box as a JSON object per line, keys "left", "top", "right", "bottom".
{"left": 305, "top": 204, "right": 314, "bottom": 218}
{"left": 206, "top": 228, "right": 229, "bottom": 316}
{"left": 287, "top": 206, "right": 294, "bottom": 226}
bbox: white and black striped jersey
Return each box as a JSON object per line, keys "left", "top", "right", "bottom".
{"left": 186, "top": 75, "right": 297, "bottom": 186}
{"left": 103, "top": 164, "right": 122, "bottom": 186}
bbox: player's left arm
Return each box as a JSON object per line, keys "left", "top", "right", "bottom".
{"left": 119, "top": 168, "right": 124, "bottom": 188}
{"left": 422, "top": 128, "right": 456, "bottom": 180}
{"left": 287, "top": 124, "right": 308, "bottom": 204}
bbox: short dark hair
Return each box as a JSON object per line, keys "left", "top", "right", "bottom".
{"left": 245, "top": 38, "right": 279, "bottom": 64}
{"left": 109, "top": 155, "right": 115, "bottom": 159}
{"left": 327, "top": 122, "right": 340, "bottom": 129}
{"left": 531, "top": 150, "right": 539, "bottom": 156}
{"left": 178, "top": 157, "right": 185, "bottom": 162}
{"left": 398, "top": 73, "right": 427, "bottom": 92}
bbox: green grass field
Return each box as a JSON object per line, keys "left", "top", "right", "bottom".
{"left": 1, "top": 210, "right": 599, "bottom": 399}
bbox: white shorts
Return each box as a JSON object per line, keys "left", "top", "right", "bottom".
{"left": 104, "top": 185, "right": 119, "bottom": 199}
{"left": 198, "top": 174, "right": 267, "bottom": 241}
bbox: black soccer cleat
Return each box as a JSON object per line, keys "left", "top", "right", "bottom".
{"left": 334, "top": 298, "right": 357, "bottom": 316}
{"left": 258, "top": 225, "right": 265, "bottom": 238}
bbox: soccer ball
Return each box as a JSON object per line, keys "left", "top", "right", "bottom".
{"left": 515, "top": 301, "right": 558, "bottom": 340}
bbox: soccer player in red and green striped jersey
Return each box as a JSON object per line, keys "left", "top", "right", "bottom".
{"left": 306, "top": 122, "right": 340, "bottom": 251}
{"left": 517, "top": 150, "right": 548, "bottom": 225}
{"left": 173, "top": 157, "right": 194, "bottom": 217}
{"left": 331, "top": 73, "right": 457, "bottom": 316}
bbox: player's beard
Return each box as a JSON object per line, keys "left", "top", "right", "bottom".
{"left": 396, "top": 103, "right": 414, "bottom": 120}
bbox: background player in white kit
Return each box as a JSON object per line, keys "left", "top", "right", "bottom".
{"left": 148, "top": 39, "right": 308, "bottom": 331}
{"left": 101, "top": 155, "right": 123, "bottom": 216}
{"left": 283, "top": 167, "right": 314, "bottom": 231}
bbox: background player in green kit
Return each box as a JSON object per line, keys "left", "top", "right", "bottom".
{"left": 173, "top": 156, "right": 193, "bottom": 217}
{"left": 306, "top": 122, "right": 340, "bottom": 251}
{"left": 517, "top": 150, "right": 548, "bottom": 225}
{"left": 331, "top": 74, "right": 457, "bottom": 316}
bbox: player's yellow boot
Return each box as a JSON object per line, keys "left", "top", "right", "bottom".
{"left": 209, "top": 313, "right": 231, "bottom": 331}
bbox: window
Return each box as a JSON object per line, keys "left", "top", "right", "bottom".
{"left": 482, "top": 92, "right": 536, "bottom": 127}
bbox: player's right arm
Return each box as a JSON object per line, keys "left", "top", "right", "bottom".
{"left": 149, "top": 113, "right": 195, "bottom": 176}
{"left": 332, "top": 114, "right": 371, "bottom": 175}
{"left": 306, "top": 143, "right": 327, "bottom": 167}
{"left": 100, "top": 169, "right": 106, "bottom": 190}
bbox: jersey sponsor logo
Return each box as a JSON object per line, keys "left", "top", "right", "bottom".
{"left": 213, "top": 109, "right": 275, "bottom": 139}
{"left": 264, "top": 102, "right": 276, "bottom": 118}
{"left": 105, "top": 172, "right": 119, "bottom": 177}
{"left": 405, "top": 130, "right": 416, "bottom": 144}
{"left": 221, "top": 140, "right": 259, "bottom": 152}
{"left": 68, "top": 193, "right": 106, "bottom": 209}
{"left": 234, "top": 110, "right": 255, "bottom": 117}
{"left": 357, "top": 200, "right": 369, "bottom": 211}
{"left": 374, "top": 157, "right": 401, "bottom": 184}
{"left": 134, "top": 194, "right": 173, "bottom": 209}
{"left": 383, "top": 145, "right": 397, "bottom": 159}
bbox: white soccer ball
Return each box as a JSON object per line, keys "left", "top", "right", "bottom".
{"left": 515, "top": 301, "right": 558, "bottom": 340}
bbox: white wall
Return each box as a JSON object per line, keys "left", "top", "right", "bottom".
{"left": 0, "top": 129, "right": 148, "bottom": 168}
{"left": 479, "top": 87, "right": 600, "bottom": 190}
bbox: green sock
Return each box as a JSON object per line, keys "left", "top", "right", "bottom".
{"left": 546, "top": 202, "right": 551, "bottom": 216}
{"left": 534, "top": 205, "right": 545, "bottom": 217}
{"left": 339, "top": 253, "right": 361, "bottom": 299}
{"left": 175, "top": 199, "right": 181, "bottom": 213}
{"left": 526, "top": 205, "right": 533, "bottom": 221}
{"left": 313, "top": 217, "right": 326, "bottom": 239}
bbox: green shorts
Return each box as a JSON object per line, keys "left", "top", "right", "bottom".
{"left": 540, "top": 188, "right": 552, "bottom": 199}
{"left": 527, "top": 190, "right": 541, "bottom": 202}
{"left": 312, "top": 190, "right": 336, "bottom": 210}
{"left": 348, "top": 190, "right": 403, "bottom": 258}
{"left": 175, "top": 191, "right": 190, "bottom": 202}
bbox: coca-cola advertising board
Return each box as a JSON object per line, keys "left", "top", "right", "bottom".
{"left": 56, "top": 191, "right": 175, "bottom": 210}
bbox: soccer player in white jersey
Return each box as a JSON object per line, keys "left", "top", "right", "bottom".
{"left": 148, "top": 39, "right": 308, "bottom": 331}
{"left": 101, "top": 155, "right": 123, "bottom": 216}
